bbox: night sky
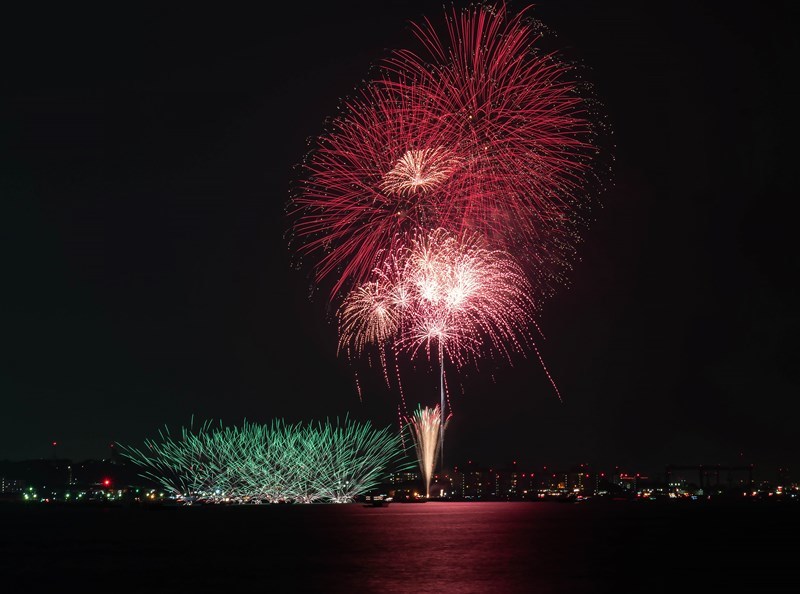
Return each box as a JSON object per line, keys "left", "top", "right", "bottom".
{"left": 2, "top": 1, "right": 797, "bottom": 478}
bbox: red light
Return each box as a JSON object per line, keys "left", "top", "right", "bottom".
{"left": 52, "top": 441, "right": 57, "bottom": 446}
{"left": 102, "top": 479, "right": 111, "bottom": 487}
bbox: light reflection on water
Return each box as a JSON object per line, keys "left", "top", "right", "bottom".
{"left": 2, "top": 500, "right": 796, "bottom": 592}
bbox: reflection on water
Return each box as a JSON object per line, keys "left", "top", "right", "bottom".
{"left": 2, "top": 501, "right": 796, "bottom": 592}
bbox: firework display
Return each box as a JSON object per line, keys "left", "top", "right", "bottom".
{"left": 117, "top": 418, "right": 409, "bottom": 504}
{"left": 290, "top": 2, "right": 602, "bottom": 300}
{"left": 406, "top": 405, "right": 450, "bottom": 498}
{"left": 287, "top": 2, "right": 607, "bottom": 431}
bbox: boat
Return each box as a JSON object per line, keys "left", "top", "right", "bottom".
{"left": 363, "top": 494, "right": 392, "bottom": 507}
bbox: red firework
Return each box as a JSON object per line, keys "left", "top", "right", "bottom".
{"left": 290, "top": 2, "right": 601, "bottom": 300}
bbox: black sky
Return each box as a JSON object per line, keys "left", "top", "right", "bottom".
{"left": 2, "top": 1, "right": 797, "bottom": 478}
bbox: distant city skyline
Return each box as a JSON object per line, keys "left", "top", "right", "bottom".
{"left": 1, "top": 449, "right": 790, "bottom": 487}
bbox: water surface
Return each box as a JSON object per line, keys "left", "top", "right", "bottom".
{"left": 2, "top": 501, "right": 796, "bottom": 592}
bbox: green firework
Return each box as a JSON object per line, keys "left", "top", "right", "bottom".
{"left": 117, "top": 416, "right": 411, "bottom": 504}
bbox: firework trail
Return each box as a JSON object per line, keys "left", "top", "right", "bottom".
{"left": 406, "top": 405, "right": 450, "bottom": 498}
{"left": 289, "top": 2, "right": 603, "bottom": 300}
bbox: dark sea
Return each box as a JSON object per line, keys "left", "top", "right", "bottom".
{"left": 1, "top": 500, "right": 797, "bottom": 593}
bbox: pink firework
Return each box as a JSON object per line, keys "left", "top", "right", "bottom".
{"left": 290, "top": 2, "right": 602, "bottom": 300}
{"left": 338, "top": 228, "right": 559, "bottom": 401}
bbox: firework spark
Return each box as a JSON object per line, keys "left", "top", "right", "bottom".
{"left": 406, "top": 405, "right": 450, "bottom": 498}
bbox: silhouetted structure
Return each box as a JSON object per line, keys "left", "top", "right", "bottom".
{"left": 665, "top": 464, "right": 754, "bottom": 491}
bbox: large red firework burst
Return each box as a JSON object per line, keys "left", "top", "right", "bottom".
{"left": 289, "top": 2, "right": 603, "bottom": 301}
